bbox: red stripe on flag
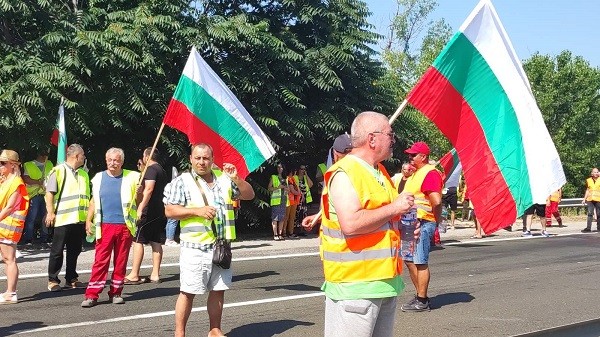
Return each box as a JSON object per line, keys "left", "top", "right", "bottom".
{"left": 164, "top": 99, "right": 251, "bottom": 179}
{"left": 408, "top": 67, "right": 516, "bottom": 233}
{"left": 50, "top": 129, "right": 59, "bottom": 146}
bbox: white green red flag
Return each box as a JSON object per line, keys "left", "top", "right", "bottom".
{"left": 50, "top": 103, "right": 67, "bottom": 164}
{"left": 163, "top": 47, "right": 276, "bottom": 179}
{"left": 406, "top": 0, "right": 565, "bottom": 233}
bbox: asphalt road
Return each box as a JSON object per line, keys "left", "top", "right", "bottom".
{"left": 2, "top": 231, "right": 600, "bottom": 337}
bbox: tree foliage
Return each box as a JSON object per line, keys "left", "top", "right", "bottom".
{"left": 0, "top": 0, "right": 392, "bottom": 231}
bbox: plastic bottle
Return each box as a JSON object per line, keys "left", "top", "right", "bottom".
{"left": 85, "top": 225, "right": 95, "bottom": 243}
{"left": 400, "top": 207, "right": 418, "bottom": 259}
{"left": 439, "top": 206, "right": 448, "bottom": 233}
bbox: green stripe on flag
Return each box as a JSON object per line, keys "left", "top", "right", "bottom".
{"left": 173, "top": 75, "right": 268, "bottom": 171}
{"left": 432, "top": 32, "right": 532, "bottom": 214}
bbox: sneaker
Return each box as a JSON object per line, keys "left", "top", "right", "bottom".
{"left": 521, "top": 231, "right": 532, "bottom": 237}
{"left": 15, "top": 250, "right": 23, "bottom": 259}
{"left": 541, "top": 230, "right": 550, "bottom": 238}
{"left": 110, "top": 296, "right": 125, "bottom": 304}
{"left": 81, "top": 298, "right": 97, "bottom": 308}
{"left": 164, "top": 239, "right": 179, "bottom": 247}
{"left": 401, "top": 297, "right": 430, "bottom": 312}
{"left": 581, "top": 228, "right": 592, "bottom": 233}
{"left": 48, "top": 282, "right": 62, "bottom": 292}
{"left": 0, "top": 292, "right": 17, "bottom": 304}
{"left": 68, "top": 279, "right": 85, "bottom": 289}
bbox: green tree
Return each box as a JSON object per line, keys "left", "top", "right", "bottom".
{"left": 523, "top": 51, "right": 600, "bottom": 197}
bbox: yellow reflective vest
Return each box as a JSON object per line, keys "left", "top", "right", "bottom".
{"left": 0, "top": 176, "right": 29, "bottom": 243}
{"left": 404, "top": 164, "right": 438, "bottom": 222}
{"left": 91, "top": 170, "right": 140, "bottom": 240}
{"left": 586, "top": 178, "right": 600, "bottom": 202}
{"left": 320, "top": 155, "right": 401, "bottom": 283}
{"left": 179, "top": 171, "right": 236, "bottom": 244}
{"left": 270, "top": 175, "right": 291, "bottom": 206}
{"left": 23, "top": 160, "right": 54, "bottom": 197}
{"left": 51, "top": 164, "right": 90, "bottom": 227}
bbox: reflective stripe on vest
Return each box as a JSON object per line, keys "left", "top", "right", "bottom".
{"left": 53, "top": 165, "right": 90, "bottom": 227}
{"left": 320, "top": 155, "right": 400, "bottom": 283}
{"left": 23, "top": 160, "right": 54, "bottom": 197}
{"left": 179, "top": 171, "right": 236, "bottom": 244}
{"left": 270, "top": 175, "right": 283, "bottom": 206}
{"left": 0, "top": 177, "right": 29, "bottom": 242}
{"left": 587, "top": 178, "right": 600, "bottom": 202}
{"left": 404, "top": 164, "right": 438, "bottom": 222}
{"left": 91, "top": 170, "right": 140, "bottom": 239}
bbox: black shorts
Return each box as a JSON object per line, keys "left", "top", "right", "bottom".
{"left": 442, "top": 187, "right": 458, "bottom": 211}
{"left": 524, "top": 204, "right": 545, "bottom": 217}
{"left": 134, "top": 214, "right": 167, "bottom": 244}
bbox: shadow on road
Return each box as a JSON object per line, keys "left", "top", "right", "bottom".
{"left": 226, "top": 319, "right": 314, "bottom": 337}
{"left": 233, "top": 270, "right": 280, "bottom": 282}
{"left": 1, "top": 321, "right": 46, "bottom": 335}
{"left": 430, "top": 291, "right": 474, "bottom": 309}
{"left": 232, "top": 243, "right": 273, "bottom": 250}
{"left": 261, "top": 283, "right": 321, "bottom": 292}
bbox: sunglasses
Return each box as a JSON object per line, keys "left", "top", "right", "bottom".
{"left": 0, "top": 161, "right": 7, "bottom": 166}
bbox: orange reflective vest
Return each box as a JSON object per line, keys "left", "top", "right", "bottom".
{"left": 0, "top": 176, "right": 29, "bottom": 243}
{"left": 549, "top": 189, "right": 561, "bottom": 202}
{"left": 320, "top": 155, "right": 401, "bottom": 283}
{"left": 586, "top": 178, "right": 600, "bottom": 202}
{"left": 404, "top": 164, "right": 438, "bottom": 222}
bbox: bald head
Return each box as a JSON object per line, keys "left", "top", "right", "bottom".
{"left": 351, "top": 111, "right": 389, "bottom": 147}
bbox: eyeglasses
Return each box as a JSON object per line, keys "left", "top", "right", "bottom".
{"left": 371, "top": 131, "right": 396, "bottom": 140}
{"left": 0, "top": 161, "right": 7, "bottom": 166}
{"left": 408, "top": 153, "right": 419, "bottom": 158}
{"left": 300, "top": 167, "right": 306, "bottom": 170}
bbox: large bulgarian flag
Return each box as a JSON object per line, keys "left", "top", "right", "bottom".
{"left": 163, "top": 47, "right": 276, "bottom": 179}
{"left": 406, "top": 0, "right": 565, "bottom": 233}
{"left": 50, "top": 103, "right": 67, "bottom": 164}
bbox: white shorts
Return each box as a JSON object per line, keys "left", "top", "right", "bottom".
{"left": 179, "top": 246, "right": 232, "bottom": 295}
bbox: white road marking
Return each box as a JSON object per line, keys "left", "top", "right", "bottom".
{"left": 15, "top": 292, "right": 325, "bottom": 334}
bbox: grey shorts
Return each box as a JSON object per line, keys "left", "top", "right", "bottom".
{"left": 324, "top": 296, "right": 397, "bottom": 337}
{"left": 179, "top": 246, "right": 232, "bottom": 295}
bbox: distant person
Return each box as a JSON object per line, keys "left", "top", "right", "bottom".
{"left": 522, "top": 203, "right": 549, "bottom": 237}
{"left": 442, "top": 163, "right": 462, "bottom": 230}
{"left": 21, "top": 149, "right": 53, "bottom": 246}
{"left": 305, "top": 112, "right": 414, "bottom": 337}
{"left": 164, "top": 167, "right": 180, "bottom": 247}
{"left": 294, "top": 165, "right": 313, "bottom": 236}
{"left": 392, "top": 163, "right": 415, "bottom": 193}
{"left": 163, "top": 143, "right": 255, "bottom": 337}
{"left": 0, "top": 150, "right": 29, "bottom": 304}
{"left": 582, "top": 168, "right": 600, "bottom": 232}
{"left": 125, "top": 148, "right": 168, "bottom": 285}
{"left": 284, "top": 168, "right": 301, "bottom": 238}
{"left": 545, "top": 188, "right": 564, "bottom": 227}
{"left": 81, "top": 148, "right": 140, "bottom": 307}
{"left": 268, "top": 163, "right": 288, "bottom": 240}
{"left": 45, "top": 144, "right": 89, "bottom": 292}
{"left": 401, "top": 141, "right": 442, "bottom": 312}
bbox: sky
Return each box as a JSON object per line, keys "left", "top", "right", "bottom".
{"left": 364, "top": 0, "right": 600, "bottom": 67}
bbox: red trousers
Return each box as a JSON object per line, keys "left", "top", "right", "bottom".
{"left": 545, "top": 201, "right": 562, "bottom": 226}
{"left": 85, "top": 224, "right": 132, "bottom": 300}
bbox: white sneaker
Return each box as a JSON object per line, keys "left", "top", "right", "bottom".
{"left": 164, "top": 239, "right": 179, "bottom": 247}
{"left": 15, "top": 250, "right": 23, "bottom": 259}
{"left": 0, "top": 292, "right": 17, "bottom": 304}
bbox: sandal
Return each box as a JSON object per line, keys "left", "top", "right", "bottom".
{"left": 124, "top": 277, "right": 148, "bottom": 285}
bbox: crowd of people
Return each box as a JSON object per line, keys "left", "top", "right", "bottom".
{"left": 0, "top": 111, "right": 598, "bottom": 337}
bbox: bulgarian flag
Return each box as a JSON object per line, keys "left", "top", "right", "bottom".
{"left": 406, "top": 0, "right": 565, "bottom": 233}
{"left": 438, "top": 148, "right": 461, "bottom": 185}
{"left": 163, "top": 48, "right": 276, "bottom": 179}
{"left": 50, "top": 103, "right": 67, "bottom": 164}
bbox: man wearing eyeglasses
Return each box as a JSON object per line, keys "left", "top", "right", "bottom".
{"left": 317, "top": 111, "right": 414, "bottom": 337}
{"left": 401, "top": 141, "right": 442, "bottom": 312}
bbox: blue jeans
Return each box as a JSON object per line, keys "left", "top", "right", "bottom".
{"left": 22, "top": 194, "right": 48, "bottom": 242}
{"left": 402, "top": 220, "right": 436, "bottom": 265}
{"left": 165, "top": 218, "right": 179, "bottom": 241}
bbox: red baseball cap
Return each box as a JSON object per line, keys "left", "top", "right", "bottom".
{"left": 404, "top": 141, "right": 430, "bottom": 155}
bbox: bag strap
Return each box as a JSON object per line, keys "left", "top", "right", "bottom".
{"left": 190, "top": 173, "right": 219, "bottom": 238}
{"left": 53, "top": 166, "right": 68, "bottom": 215}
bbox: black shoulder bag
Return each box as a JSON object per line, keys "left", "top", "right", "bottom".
{"left": 192, "top": 175, "right": 232, "bottom": 269}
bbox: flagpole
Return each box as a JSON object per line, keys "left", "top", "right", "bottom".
{"left": 388, "top": 99, "right": 409, "bottom": 125}
{"left": 137, "top": 122, "right": 166, "bottom": 185}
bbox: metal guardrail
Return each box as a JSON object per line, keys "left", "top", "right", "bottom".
{"left": 558, "top": 198, "right": 585, "bottom": 208}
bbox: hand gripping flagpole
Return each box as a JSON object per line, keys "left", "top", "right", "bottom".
{"left": 306, "top": 99, "right": 410, "bottom": 228}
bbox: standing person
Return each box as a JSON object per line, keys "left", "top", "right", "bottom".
{"left": 0, "top": 150, "right": 29, "bottom": 304}
{"left": 81, "top": 148, "right": 140, "bottom": 307}
{"left": 306, "top": 112, "right": 414, "bottom": 337}
{"left": 441, "top": 163, "right": 461, "bottom": 230}
{"left": 401, "top": 141, "right": 443, "bottom": 312}
{"left": 45, "top": 144, "right": 89, "bottom": 292}
{"left": 268, "top": 163, "right": 288, "bottom": 240}
{"left": 582, "top": 168, "right": 600, "bottom": 232}
{"left": 522, "top": 203, "right": 549, "bottom": 237}
{"left": 294, "top": 165, "right": 313, "bottom": 236}
{"left": 284, "top": 168, "right": 301, "bottom": 238}
{"left": 21, "top": 149, "right": 53, "bottom": 246}
{"left": 392, "top": 163, "right": 415, "bottom": 193}
{"left": 164, "top": 143, "right": 254, "bottom": 337}
{"left": 125, "top": 148, "right": 168, "bottom": 285}
{"left": 545, "top": 188, "right": 563, "bottom": 227}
